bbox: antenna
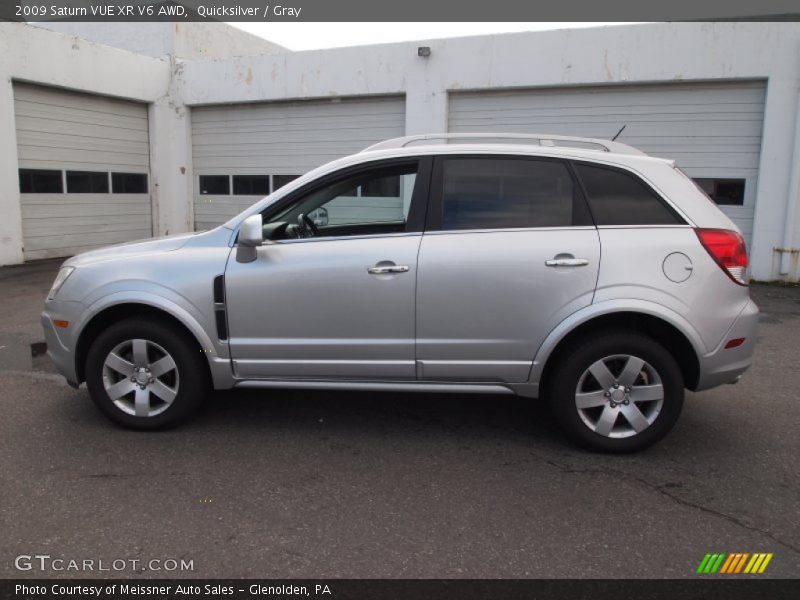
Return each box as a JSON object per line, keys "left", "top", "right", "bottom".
{"left": 611, "top": 125, "right": 627, "bottom": 142}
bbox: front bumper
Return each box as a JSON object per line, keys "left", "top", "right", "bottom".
{"left": 41, "top": 302, "right": 81, "bottom": 387}
{"left": 695, "top": 298, "right": 759, "bottom": 391}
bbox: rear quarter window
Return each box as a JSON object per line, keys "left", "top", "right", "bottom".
{"left": 574, "top": 163, "right": 683, "bottom": 226}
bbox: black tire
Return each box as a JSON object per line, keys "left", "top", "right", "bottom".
{"left": 547, "top": 332, "right": 684, "bottom": 453}
{"left": 85, "top": 318, "right": 209, "bottom": 429}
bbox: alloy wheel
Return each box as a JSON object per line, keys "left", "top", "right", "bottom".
{"left": 102, "top": 339, "right": 179, "bottom": 418}
{"left": 574, "top": 354, "right": 664, "bottom": 439}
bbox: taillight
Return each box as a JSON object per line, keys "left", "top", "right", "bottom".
{"left": 695, "top": 228, "right": 748, "bottom": 285}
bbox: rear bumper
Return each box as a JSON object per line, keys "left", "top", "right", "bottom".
{"left": 694, "top": 298, "right": 759, "bottom": 391}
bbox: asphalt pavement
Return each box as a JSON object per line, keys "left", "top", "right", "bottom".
{"left": 1, "top": 260, "right": 798, "bottom": 578}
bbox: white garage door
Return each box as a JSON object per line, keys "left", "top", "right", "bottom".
{"left": 14, "top": 83, "right": 152, "bottom": 260}
{"left": 449, "top": 82, "right": 766, "bottom": 246}
{"left": 191, "top": 95, "right": 406, "bottom": 230}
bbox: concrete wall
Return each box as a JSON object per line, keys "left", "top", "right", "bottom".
{"left": 179, "top": 22, "right": 800, "bottom": 280}
{"left": 172, "top": 23, "right": 286, "bottom": 59}
{"left": 2, "top": 22, "right": 800, "bottom": 280}
{"left": 32, "top": 22, "right": 285, "bottom": 60}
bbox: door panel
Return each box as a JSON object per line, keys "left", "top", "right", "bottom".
{"left": 225, "top": 235, "right": 421, "bottom": 379}
{"left": 416, "top": 228, "right": 600, "bottom": 383}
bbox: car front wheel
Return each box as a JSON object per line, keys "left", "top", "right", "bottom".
{"left": 85, "top": 318, "right": 208, "bottom": 429}
{"left": 548, "top": 332, "right": 684, "bottom": 452}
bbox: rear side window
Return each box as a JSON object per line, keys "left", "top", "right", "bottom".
{"left": 441, "top": 158, "right": 576, "bottom": 230}
{"left": 574, "top": 163, "right": 682, "bottom": 226}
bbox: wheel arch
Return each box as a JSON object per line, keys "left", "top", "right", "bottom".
{"left": 532, "top": 302, "right": 704, "bottom": 393}
{"left": 74, "top": 297, "right": 216, "bottom": 385}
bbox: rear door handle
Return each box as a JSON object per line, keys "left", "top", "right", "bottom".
{"left": 368, "top": 265, "right": 410, "bottom": 275}
{"left": 545, "top": 257, "right": 590, "bottom": 267}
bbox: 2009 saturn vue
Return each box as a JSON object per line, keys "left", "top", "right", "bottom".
{"left": 42, "top": 133, "right": 758, "bottom": 452}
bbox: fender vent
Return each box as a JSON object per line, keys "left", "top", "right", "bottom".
{"left": 213, "top": 274, "right": 225, "bottom": 303}
{"left": 213, "top": 275, "right": 228, "bottom": 340}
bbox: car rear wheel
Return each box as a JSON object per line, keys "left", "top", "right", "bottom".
{"left": 85, "top": 318, "right": 208, "bottom": 429}
{"left": 548, "top": 332, "right": 684, "bottom": 452}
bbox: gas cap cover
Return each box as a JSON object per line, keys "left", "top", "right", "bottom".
{"left": 663, "top": 252, "right": 693, "bottom": 283}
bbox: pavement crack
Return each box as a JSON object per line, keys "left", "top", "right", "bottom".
{"left": 532, "top": 452, "right": 800, "bottom": 556}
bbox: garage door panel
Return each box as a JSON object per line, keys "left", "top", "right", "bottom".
{"left": 14, "top": 83, "right": 152, "bottom": 259}
{"left": 22, "top": 204, "right": 150, "bottom": 220}
{"left": 449, "top": 81, "right": 765, "bottom": 247}
{"left": 14, "top": 83, "right": 147, "bottom": 115}
{"left": 18, "top": 147, "right": 148, "bottom": 167}
{"left": 17, "top": 147, "right": 149, "bottom": 171}
{"left": 24, "top": 216, "right": 151, "bottom": 233}
{"left": 648, "top": 153, "right": 761, "bottom": 170}
{"left": 191, "top": 95, "right": 405, "bottom": 229}
{"left": 14, "top": 108, "right": 148, "bottom": 135}
{"left": 24, "top": 221, "right": 150, "bottom": 240}
{"left": 453, "top": 105, "right": 763, "bottom": 121}
{"left": 453, "top": 83, "right": 765, "bottom": 109}
{"left": 452, "top": 115, "right": 765, "bottom": 137}
{"left": 192, "top": 129, "right": 403, "bottom": 147}
{"left": 192, "top": 98, "right": 403, "bottom": 122}
{"left": 16, "top": 121, "right": 149, "bottom": 146}
{"left": 194, "top": 155, "right": 348, "bottom": 172}
{"left": 23, "top": 232, "right": 152, "bottom": 259}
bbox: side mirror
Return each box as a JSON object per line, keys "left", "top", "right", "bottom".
{"left": 236, "top": 214, "right": 263, "bottom": 263}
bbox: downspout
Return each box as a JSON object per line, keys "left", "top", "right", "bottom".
{"left": 778, "top": 76, "right": 800, "bottom": 276}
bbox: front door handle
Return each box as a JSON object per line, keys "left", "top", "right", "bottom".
{"left": 368, "top": 264, "right": 410, "bottom": 275}
{"left": 545, "top": 257, "right": 590, "bottom": 267}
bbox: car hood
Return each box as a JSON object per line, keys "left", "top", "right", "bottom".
{"left": 63, "top": 232, "right": 200, "bottom": 267}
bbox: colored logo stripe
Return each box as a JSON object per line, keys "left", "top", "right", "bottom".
{"left": 697, "top": 552, "right": 773, "bottom": 574}
{"left": 697, "top": 553, "right": 726, "bottom": 573}
{"left": 744, "top": 553, "right": 773, "bottom": 574}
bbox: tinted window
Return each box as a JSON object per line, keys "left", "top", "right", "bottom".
{"left": 66, "top": 171, "right": 109, "bottom": 193}
{"left": 19, "top": 169, "right": 62, "bottom": 193}
{"left": 233, "top": 175, "right": 269, "bottom": 195}
{"left": 273, "top": 175, "right": 299, "bottom": 191}
{"left": 575, "top": 164, "right": 681, "bottom": 225}
{"left": 112, "top": 172, "right": 148, "bottom": 194}
{"left": 199, "top": 175, "right": 230, "bottom": 195}
{"left": 441, "top": 158, "right": 574, "bottom": 230}
{"left": 693, "top": 178, "right": 745, "bottom": 206}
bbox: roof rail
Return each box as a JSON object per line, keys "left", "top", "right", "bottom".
{"left": 362, "top": 133, "right": 645, "bottom": 156}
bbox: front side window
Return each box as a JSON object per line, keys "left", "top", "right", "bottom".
{"left": 574, "top": 163, "right": 682, "bottom": 225}
{"left": 263, "top": 162, "right": 419, "bottom": 240}
{"left": 441, "top": 158, "right": 575, "bottom": 230}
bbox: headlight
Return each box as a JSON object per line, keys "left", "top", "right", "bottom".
{"left": 47, "top": 267, "right": 75, "bottom": 301}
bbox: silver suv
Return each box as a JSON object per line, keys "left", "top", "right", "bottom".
{"left": 42, "top": 133, "right": 758, "bottom": 452}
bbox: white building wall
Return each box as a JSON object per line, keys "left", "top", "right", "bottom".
{"left": 31, "top": 22, "right": 285, "bottom": 60}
